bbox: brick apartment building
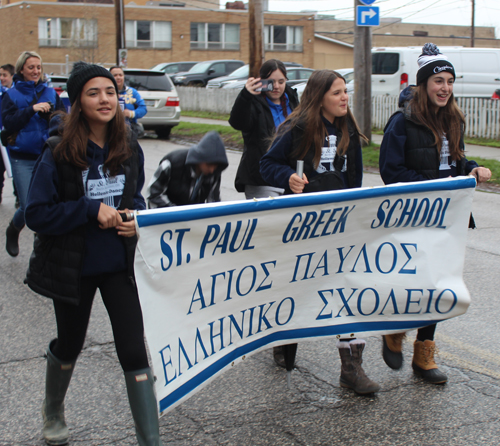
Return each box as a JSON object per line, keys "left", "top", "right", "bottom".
{"left": 0, "top": 0, "right": 315, "bottom": 73}
{"left": 0, "top": 0, "right": 498, "bottom": 73}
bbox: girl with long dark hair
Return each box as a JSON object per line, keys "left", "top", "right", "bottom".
{"left": 260, "top": 69, "right": 379, "bottom": 395}
{"left": 230, "top": 59, "right": 299, "bottom": 200}
{"left": 24, "top": 62, "right": 162, "bottom": 446}
{"left": 379, "top": 43, "right": 491, "bottom": 384}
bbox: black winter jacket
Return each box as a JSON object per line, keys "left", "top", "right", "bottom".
{"left": 25, "top": 136, "right": 140, "bottom": 305}
{"left": 229, "top": 85, "right": 299, "bottom": 192}
{"left": 147, "top": 131, "right": 228, "bottom": 208}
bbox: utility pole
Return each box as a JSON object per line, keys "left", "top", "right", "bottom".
{"left": 353, "top": 0, "right": 372, "bottom": 143}
{"left": 115, "top": 0, "right": 125, "bottom": 65}
{"left": 248, "top": 0, "right": 264, "bottom": 78}
{"left": 471, "top": 0, "right": 475, "bottom": 47}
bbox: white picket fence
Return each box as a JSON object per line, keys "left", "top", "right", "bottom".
{"left": 177, "top": 87, "right": 500, "bottom": 139}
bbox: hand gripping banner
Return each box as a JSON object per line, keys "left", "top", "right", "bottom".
{"left": 134, "top": 177, "right": 476, "bottom": 414}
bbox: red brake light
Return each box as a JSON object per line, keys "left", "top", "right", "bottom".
{"left": 166, "top": 97, "right": 179, "bottom": 107}
{"left": 400, "top": 73, "right": 409, "bottom": 90}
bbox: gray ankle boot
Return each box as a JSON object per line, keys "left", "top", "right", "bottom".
{"left": 6, "top": 219, "right": 23, "bottom": 257}
{"left": 42, "top": 340, "right": 76, "bottom": 446}
{"left": 125, "top": 368, "right": 163, "bottom": 446}
{"left": 338, "top": 340, "right": 380, "bottom": 395}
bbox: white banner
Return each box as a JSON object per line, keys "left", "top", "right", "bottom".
{"left": 134, "top": 177, "right": 476, "bottom": 414}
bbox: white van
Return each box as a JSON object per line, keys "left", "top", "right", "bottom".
{"left": 371, "top": 46, "right": 500, "bottom": 98}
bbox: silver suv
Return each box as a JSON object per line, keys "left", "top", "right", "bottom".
{"left": 124, "top": 69, "right": 181, "bottom": 139}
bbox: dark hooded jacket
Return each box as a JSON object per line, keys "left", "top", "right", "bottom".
{"left": 379, "top": 86, "right": 478, "bottom": 184}
{"left": 24, "top": 134, "right": 145, "bottom": 305}
{"left": 229, "top": 85, "right": 299, "bottom": 192}
{"left": 147, "top": 131, "right": 228, "bottom": 208}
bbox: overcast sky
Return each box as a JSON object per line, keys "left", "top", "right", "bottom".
{"left": 223, "top": 0, "right": 500, "bottom": 36}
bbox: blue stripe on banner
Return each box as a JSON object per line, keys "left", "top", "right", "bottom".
{"left": 138, "top": 177, "right": 476, "bottom": 228}
{"left": 158, "top": 318, "right": 444, "bottom": 412}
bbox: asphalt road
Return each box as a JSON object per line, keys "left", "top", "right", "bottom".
{"left": 1, "top": 136, "right": 500, "bottom": 446}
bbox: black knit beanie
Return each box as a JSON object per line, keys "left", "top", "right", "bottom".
{"left": 416, "top": 43, "right": 456, "bottom": 85}
{"left": 66, "top": 61, "right": 118, "bottom": 105}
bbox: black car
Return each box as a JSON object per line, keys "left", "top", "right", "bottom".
{"left": 172, "top": 60, "right": 245, "bottom": 87}
{"left": 206, "top": 62, "right": 304, "bottom": 89}
{"left": 150, "top": 61, "right": 199, "bottom": 76}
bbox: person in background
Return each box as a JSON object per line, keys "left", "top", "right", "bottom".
{"left": 0, "top": 63, "right": 14, "bottom": 204}
{"left": 1, "top": 51, "right": 64, "bottom": 257}
{"left": 109, "top": 66, "right": 147, "bottom": 138}
{"left": 379, "top": 43, "right": 491, "bottom": 384}
{"left": 147, "top": 130, "right": 228, "bottom": 208}
{"left": 229, "top": 59, "right": 299, "bottom": 368}
{"left": 25, "top": 61, "right": 162, "bottom": 446}
{"left": 229, "top": 59, "right": 299, "bottom": 200}
{"left": 260, "top": 69, "right": 379, "bottom": 395}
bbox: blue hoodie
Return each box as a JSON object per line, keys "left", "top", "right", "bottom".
{"left": 25, "top": 139, "right": 146, "bottom": 276}
{"left": 1, "top": 75, "right": 63, "bottom": 159}
{"left": 118, "top": 86, "right": 147, "bottom": 124}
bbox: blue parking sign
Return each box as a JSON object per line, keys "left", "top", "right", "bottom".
{"left": 356, "top": 5, "right": 380, "bottom": 27}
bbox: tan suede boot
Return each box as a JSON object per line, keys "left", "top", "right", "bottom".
{"left": 412, "top": 339, "right": 448, "bottom": 384}
{"left": 382, "top": 333, "right": 406, "bottom": 370}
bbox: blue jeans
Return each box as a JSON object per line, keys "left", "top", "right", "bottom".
{"left": 10, "top": 157, "right": 37, "bottom": 228}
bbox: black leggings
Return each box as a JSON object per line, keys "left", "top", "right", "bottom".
{"left": 51, "top": 270, "right": 149, "bottom": 372}
{"left": 417, "top": 323, "right": 436, "bottom": 341}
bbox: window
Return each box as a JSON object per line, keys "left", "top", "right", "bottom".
{"left": 38, "top": 18, "right": 97, "bottom": 47}
{"left": 372, "top": 53, "right": 399, "bottom": 75}
{"left": 125, "top": 21, "right": 172, "bottom": 49}
{"left": 264, "top": 25, "right": 303, "bottom": 52}
{"left": 190, "top": 23, "right": 240, "bottom": 50}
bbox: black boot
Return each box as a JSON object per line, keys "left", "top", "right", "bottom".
{"left": 42, "top": 340, "right": 76, "bottom": 446}
{"left": 6, "top": 219, "right": 23, "bottom": 257}
{"left": 338, "top": 340, "right": 380, "bottom": 395}
{"left": 273, "top": 344, "right": 298, "bottom": 368}
{"left": 125, "top": 368, "right": 163, "bottom": 446}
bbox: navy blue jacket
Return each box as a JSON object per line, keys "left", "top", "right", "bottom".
{"left": 25, "top": 138, "right": 146, "bottom": 278}
{"left": 380, "top": 87, "right": 478, "bottom": 185}
{"left": 260, "top": 117, "right": 363, "bottom": 193}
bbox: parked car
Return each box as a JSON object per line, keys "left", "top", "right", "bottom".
{"left": 172, "top": 60, "right": 245, "bottom": 87}
{"left": 124, "top": 69, "right": 181, "bottom": 139}
{"left": 150, "top": 61, "right": 199, "bottom": 76}
{"left": 293, "top": 68, "right": 354, "bottom": 98}
{"left": 206, "top": 62, "right": 305, "bottom": 89}
{"left": 206, "top": 64, "right": 249, "bottom": 89}
{"left": 221, "top": 67, "right": 314, "bottom": 90}
{"left": 47, "top": 74, "right": 69, "bottom": 95}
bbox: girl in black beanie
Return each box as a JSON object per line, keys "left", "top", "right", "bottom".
{"left": 25, "top": 62, "right": 162, "bottom": 446}
{"left": 379, "top": 44, "right": 491, "bottom": 384}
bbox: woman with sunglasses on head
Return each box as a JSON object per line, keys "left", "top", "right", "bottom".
{"left": 25, "top": 62, "right": 162, "bottom": 446}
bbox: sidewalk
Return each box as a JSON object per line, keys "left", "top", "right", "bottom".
{"left": 180, "top": 116, "right": 500, "bottom": 161}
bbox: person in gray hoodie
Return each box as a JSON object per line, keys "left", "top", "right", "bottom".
{"left": 147, "top": 131, "right": 228, "bottom": 208}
